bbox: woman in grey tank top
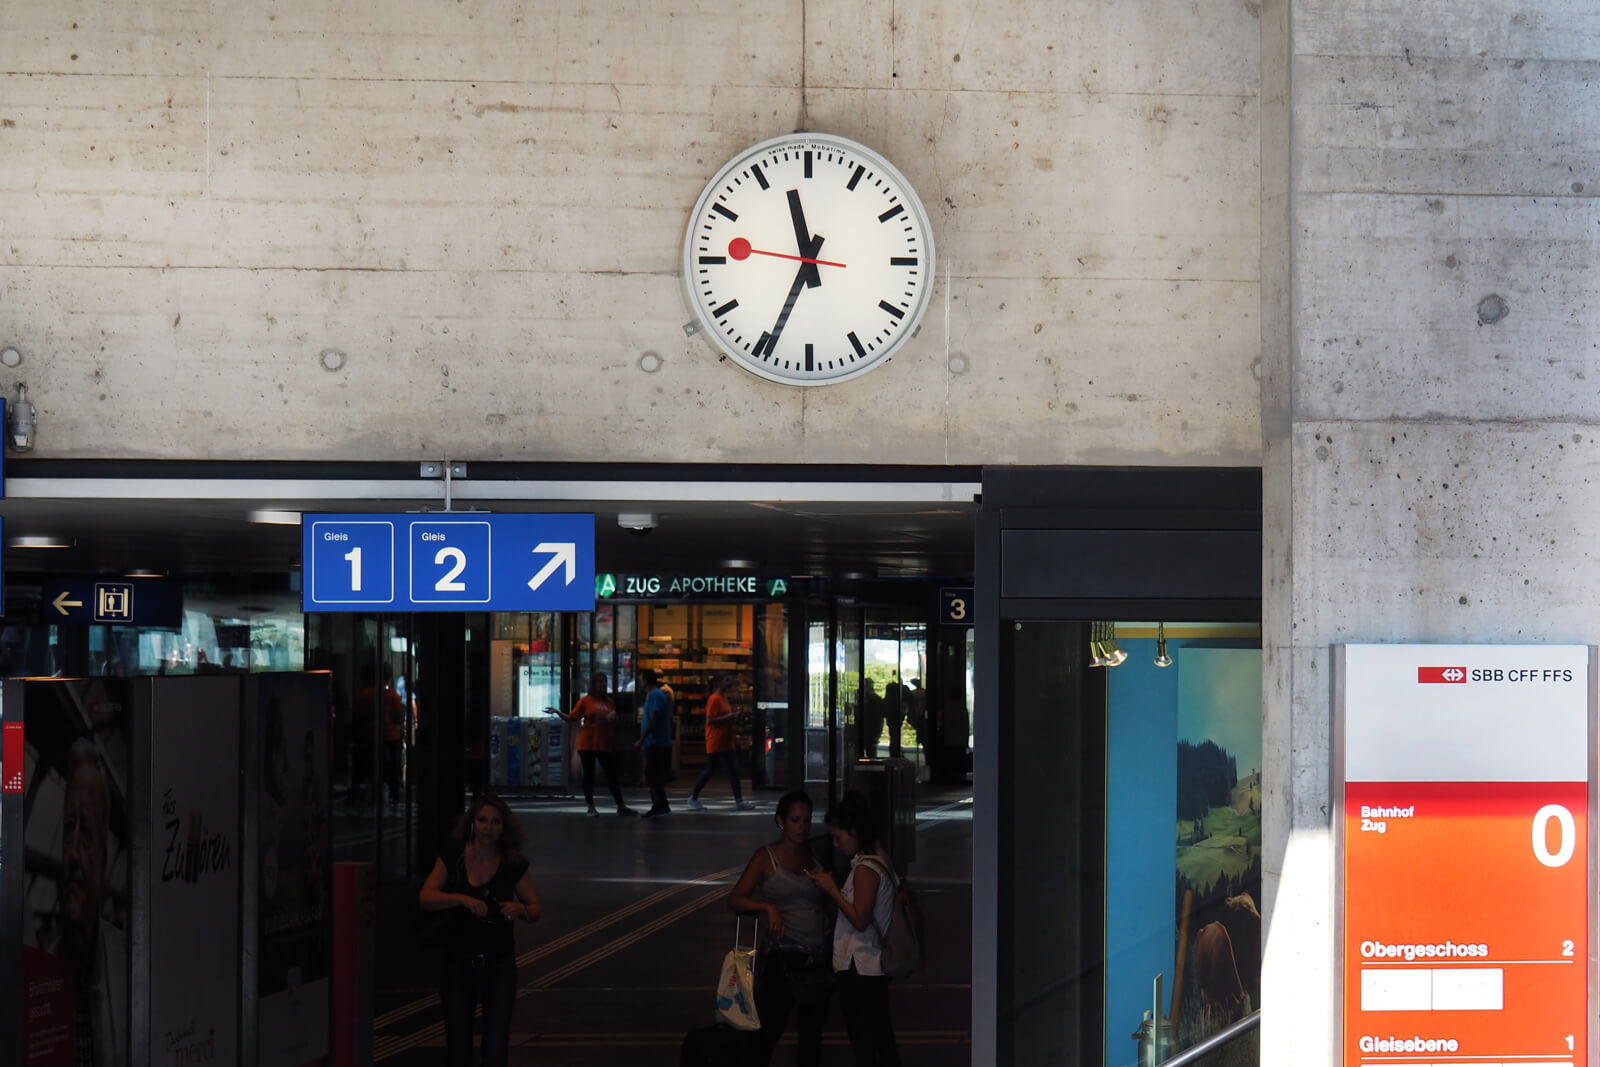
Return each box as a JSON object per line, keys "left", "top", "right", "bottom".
{"left": 728, "top": 791, "right": 833, "bottom": 1067}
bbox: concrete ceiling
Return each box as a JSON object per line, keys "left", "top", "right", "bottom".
{"left": 0, "top": 464, "right": 980, "bottom": 586}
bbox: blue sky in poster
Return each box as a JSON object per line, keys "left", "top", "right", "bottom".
{"left": 1177, "top": 647, "right": 1263, "bottom": 775}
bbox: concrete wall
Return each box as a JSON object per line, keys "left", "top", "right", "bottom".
{"left": 1262, "top": 2, "right": 1600, "bottom": 1063}
{"left": 0, "top": 0, "right": 1260, "bottom": 464}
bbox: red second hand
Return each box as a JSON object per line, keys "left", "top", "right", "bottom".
{"left": 728, "top": 237, "right": 846, "bottom": 268}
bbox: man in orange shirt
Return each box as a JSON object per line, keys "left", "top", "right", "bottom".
{"left": 687, "top": 674, "right": 752, "bottom": 810}
{"left": 559, "top": 672, "right": 635, "bottom": 816}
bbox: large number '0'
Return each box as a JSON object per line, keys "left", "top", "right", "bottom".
{"left": 434, "top": 547, "right": 468, "bottom": 592}
{"left": 1532, "top": 804, "right": 1576, "bottom": 868}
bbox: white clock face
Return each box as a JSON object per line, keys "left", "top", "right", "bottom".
{"left": 682, "top": 133, "right": 936, "bottom": 386}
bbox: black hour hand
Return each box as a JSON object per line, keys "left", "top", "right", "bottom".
{"left": 787, "top": 190, "right": 822, "bottom": 289}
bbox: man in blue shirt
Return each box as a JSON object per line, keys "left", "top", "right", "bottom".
{"left": 634, "top": 669, "right": 674, "bottom": 817}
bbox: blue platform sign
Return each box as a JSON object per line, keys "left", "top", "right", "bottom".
{"left": 302, "top": 513, "right": 595, "bottom": 613}
{"left": 43, "top": 577, "right": 183, "bottom": 626}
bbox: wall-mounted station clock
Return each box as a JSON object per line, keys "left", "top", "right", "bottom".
{"left": 682, "top": 132, "right": 936, "bottom": 386}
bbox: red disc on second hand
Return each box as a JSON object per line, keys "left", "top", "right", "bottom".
{"left": 728, "top": 237, "right": 752, "bottom": 260}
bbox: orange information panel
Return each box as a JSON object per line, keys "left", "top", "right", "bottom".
{"left": 1338, "top": 645, "right": 1594, "bottom": 1067}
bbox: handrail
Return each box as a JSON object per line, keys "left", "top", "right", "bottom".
{"left": 1156, "top": 1010, "right": 1261, "bottom": 1067}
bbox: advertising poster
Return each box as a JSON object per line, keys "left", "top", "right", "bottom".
{"left": 20, "top": 679, "right": 133, "bottom": 1067}
{"left": 149, "top": 675, "right": 240, "bottom": 1067}
{"left": 1172, "top": 647, "right": 1261, "bottom": 1063}
{"left": 256, "top": 672, "right": 332, "bottom": 1067}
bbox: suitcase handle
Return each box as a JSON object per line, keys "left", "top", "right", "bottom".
{"left": 734, "top": 910, "right": 761, "bottom": 954}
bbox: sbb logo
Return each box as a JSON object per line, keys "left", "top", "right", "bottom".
{"left": 1417, "top": 666, "right": 1467, "bottom": 683}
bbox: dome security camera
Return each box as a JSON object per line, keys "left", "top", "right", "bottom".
{"left": 617, "top": 512, "right": 658, "bottom": 533}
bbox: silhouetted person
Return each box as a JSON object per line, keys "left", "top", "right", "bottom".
{"left": 635, "top": 670, "right": 674, "bottom": 818}
{"left": 883, "top": 681, "right": 905, "bottom": 759}
{"left": 53, "top": 739, "right": 127, "bottom": 1067}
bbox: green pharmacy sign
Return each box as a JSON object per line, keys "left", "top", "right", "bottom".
{"left": 595, "top": 573, "right": 789, "bottom": 600}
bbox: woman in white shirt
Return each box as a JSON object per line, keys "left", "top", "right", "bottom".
{"left": 806, "top": 791, "right": 901, "bottom": 1066}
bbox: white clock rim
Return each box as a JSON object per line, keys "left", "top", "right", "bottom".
{"left": 681, "top": 131, "right": 937, "bottom": 388}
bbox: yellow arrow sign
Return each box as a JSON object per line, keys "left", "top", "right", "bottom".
{"left": 52, "top": 591, "right": 83, "bottom": 615}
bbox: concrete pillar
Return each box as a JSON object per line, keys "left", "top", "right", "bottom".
{"left": 1262, "top": 2, "right": 1600, "bottom": 1062}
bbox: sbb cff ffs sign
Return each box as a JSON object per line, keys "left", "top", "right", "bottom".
{"left": 1338, "top": 644, "right": 1594, "bottom": 1067}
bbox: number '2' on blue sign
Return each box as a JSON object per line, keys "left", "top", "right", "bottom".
{"left": 410, "top": 521, "right": 491, "bottom": 603}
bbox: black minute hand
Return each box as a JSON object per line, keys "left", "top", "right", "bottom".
{"left": 787, "top": 190, "right": 822, "bottom": 289}
{"left": 759, "top": 233, "right": 825, "bottom": 357}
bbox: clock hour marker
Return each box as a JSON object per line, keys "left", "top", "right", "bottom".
{"left": 805, "top": 343, "right": 814, "bottom": 372}
{"left": 890, "top": 257, "right": 918, "bottom": 266}
{"left": 879, "top": 300, "right": 905, "bottom": 319}
{"left": 712, "top": 299, "right": 739, "bottom": 318}
{"left": 847, "top": 165, "right": 865, "bottom": 191}
{"left": 848, "top": 332, "right": 866, "bottom": 360}
{"left": 712, "top": 203, "right": 738, "bottom": 221}
{"left": 804, "top": 151, "right": 813, "bottom": 178}
{"left": 700, "top": 256, "right": 726, "bottom": 265}
{"left": 750, "top": 163, "right": 769, "bottom": 190}
{"left": 753, "top": 332, "right": 773, "bottom": 357}
{"left": 877, "top": 204, "right": 905, "bottom": 223}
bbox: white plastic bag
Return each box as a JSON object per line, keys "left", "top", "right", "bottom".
{"left": 714, "top": 945, "right": 761, "bottom": 1031}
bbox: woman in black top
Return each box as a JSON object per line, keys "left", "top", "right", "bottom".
{"left": 419, "top": 794, "right": 541, "bottom": 1067}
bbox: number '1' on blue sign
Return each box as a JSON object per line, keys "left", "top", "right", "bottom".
{"left": 303, "top": 513, "right": 595, "bottom": 612}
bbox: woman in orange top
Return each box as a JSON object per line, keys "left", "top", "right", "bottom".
{"left": 688, "top": 673, "right": 752, "bottom": 810}
{"left": 561, "top": 672, "right": 635, "bottom": 817}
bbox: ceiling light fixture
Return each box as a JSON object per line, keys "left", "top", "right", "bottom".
{"left": 1154, "top": 621, "right": 1173, "bottom": 667}
{"left": 1089, "top": 622, "right": 1109, "bottom": 668}
{"left": 1103, "top": 622, "right": 1128, "bottom": 666}
{"left": 6, "top": 535, "right": 74, "bottom": 548}
{"left": 247, "top": 509, "right": 302, "bottom": 525}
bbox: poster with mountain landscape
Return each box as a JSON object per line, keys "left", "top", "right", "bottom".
{"left": 1173, "top": 647, "right": 1261, "bottom": 1063}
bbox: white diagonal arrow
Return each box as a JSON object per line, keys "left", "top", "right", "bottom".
{"left": 52, "top": 591, "right": 83, "bottom": 616}
{"left": 528, "top": 542, "right": 577, "bottom": 591}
